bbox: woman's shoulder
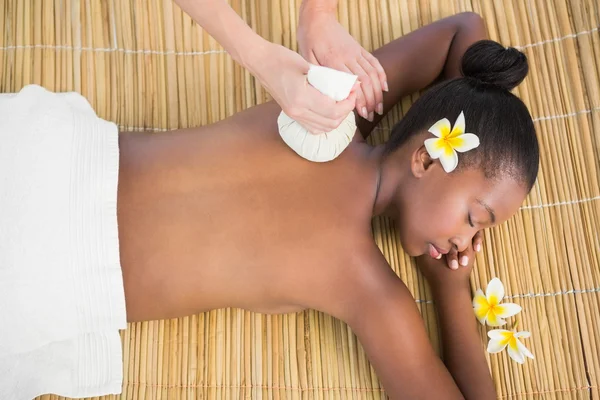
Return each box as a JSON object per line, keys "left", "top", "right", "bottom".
{"left": 297, "top": 236, "right": 404, "bottom": 322}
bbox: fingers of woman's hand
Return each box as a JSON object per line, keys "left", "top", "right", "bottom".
{"left": 308, "top": 84, "right": 356, "bottom": 118}
{"left": 446, "top": 248, "right": 459, "bottom": 270}
{"left": 473, "top": 230, "right": 483, "bottom": 253}
{"left": 361, "top": 49, "right": 388, "bottom": 93}
{"left": 304, "top": 50, "right": 319, "bottom": 66}
{"left": 288, "top": 89, "right": 355, "bottom": 134}
{"left": 293, "top": 111, "right": 341, "bottom": 135}
{"left": 333, "top": 90, "right": 357, "bottom": 118}
{"left": 457, "top": 241, "right": 477, "bottom": 271}
{"left": 331, "top": 63, "right": 368, "bottom": 120}
{"left": 348, "top": 61, "right": 375, "bottom": 121}
{"left": 339, "top": 66, "right": 369, "bottom": 120}
{"left": 357, "top": 55, "right": 384, "bottom": 116}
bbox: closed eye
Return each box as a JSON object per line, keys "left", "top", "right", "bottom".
{"left": 468, "top": 213, "right": 475, "bottom": 228}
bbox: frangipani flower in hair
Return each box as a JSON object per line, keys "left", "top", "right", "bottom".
{"left": 473, "top": 278, "right": 522, "bottom": 326}
{"left": 424, "top": 111, "right": 480, "bottom": 173}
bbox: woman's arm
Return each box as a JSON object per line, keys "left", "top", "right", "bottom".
{"left": 172, "top": 0, "right": 266, "bottom": 70}
{"left": 431, "top": 280, "right": 497, "bottom": 398}
{"left": 355, "top": 12, "right": 488, "bottom": 138}
{"left": 327, "top": 248, "right": 495, "bottom": 400}
{"left": 417, "top": 254, "right": 497, "bottom": 399}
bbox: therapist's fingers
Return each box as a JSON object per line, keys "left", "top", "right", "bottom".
{"left": 357, "top": 54, "right": 384, "bottom": 116}
{"left": 362, "top": 49, "right": 388, "bottom": 93}
{"left": 348, "top": 61, "right": 375, "bottom": 121}
{"left": 304, "top": 50, "right": 319, "bottom": 66}
{"left": 303, "top": 91, "right": 357, "bottom": 134}
{"left": 335, "top": 64, "right": 369, "bottom": 120}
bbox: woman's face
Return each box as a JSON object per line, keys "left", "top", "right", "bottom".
{"left": 395, "top": 158, "right": 529, "bottom": 257}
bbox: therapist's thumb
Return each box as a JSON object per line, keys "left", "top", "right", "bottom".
{"left": 333, "top": 91, "right": 357, "bottom": 118}
{"left": 327, "top": 82, "right": 359, "bottom": 120}
{"left": 290, "top": 50, "right": 311, "bottom": 75}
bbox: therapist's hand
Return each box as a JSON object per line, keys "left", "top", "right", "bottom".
{"left": 298, "top": 10, "right": 387, "bottom": 122}
{"left": 248, "top": 41, "right": 357, "bottom": 135}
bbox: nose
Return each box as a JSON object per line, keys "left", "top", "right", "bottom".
{"left": 451, "top": 232, "right": 477, "bottom": 253}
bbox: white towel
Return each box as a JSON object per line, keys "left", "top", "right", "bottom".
{"left": 0, "top": 85, "right": 126, "bottom": 399}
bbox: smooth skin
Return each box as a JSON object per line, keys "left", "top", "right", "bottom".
{"left": 117, "top": 13, "right": 527, "bottom": 399}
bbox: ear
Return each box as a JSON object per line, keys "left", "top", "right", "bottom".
{"left": 411, "top": 145, "right": 435, "bottom": 178}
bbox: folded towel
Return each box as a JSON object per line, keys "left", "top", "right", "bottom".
{"left": 0, "top": 84, "right": 126, "bottom": 399}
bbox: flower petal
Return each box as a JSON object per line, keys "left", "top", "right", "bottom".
{"left": 448, "top": 111, "right": 465, "bottom": 138}
{"left": 473, "top": 289, "right": 487, "bottom": 307}
{"left": 514, "top": 331, "right": 531, "bottom": 339}
{"left": 438, "top": 148, "right": 458, "bottom": 173}
{"left": 473, "top": 289, "right": 490, "bottom": 325}
{"left": 449, "top": 133, "right": 480, "bottom": 153}
{"left": 488, "top": 329, "right": 512, "bottom": 340}
{"left": 487, "top": 338, "right": 508, "bottom": 354}
{"left": 424, "top": 138, "right": 445, "bottom": 159}
{"left": 516, "top": 338, "right": 535, "bottom": 360}
{"left": 494, "top": 302, "right": 522, "bottom": 319}
{"left": 507, "top": 339, "right": 526, "bottom": 364}
{"left": 474, "top": 308, "right": 488, "bottom": 325}
{"left": 428, "top": 118, "right": 451, "bottom": 138}
{"left": 486, "top": 278, "right": 505, "bottom": 306}
{"left": 486, "top": 311, "right": 506, "bottom": 327}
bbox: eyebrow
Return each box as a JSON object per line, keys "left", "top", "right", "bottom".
{"left": 476, "top": 199, "right": 496, "bottom": 224}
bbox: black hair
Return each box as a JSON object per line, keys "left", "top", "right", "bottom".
{"left": 384, "top": 40, "right": 539, "bottom": 191}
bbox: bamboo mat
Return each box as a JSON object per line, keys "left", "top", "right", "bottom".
{"left": 1, "top": 0, "right": 599, "bottom": 399}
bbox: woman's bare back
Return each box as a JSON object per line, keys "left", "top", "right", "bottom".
{"left": 117, "top": 101, "right": 380, "bottom": 322}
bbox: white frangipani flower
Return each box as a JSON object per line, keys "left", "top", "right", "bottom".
{"left": 487, "top": 328, "right": 534, "bottom": 364}
{"left": 473, "top": 278, "right": 522, "bottom": 326}
{"left": 424, "top": 111, "right": 480, "bottom": 173}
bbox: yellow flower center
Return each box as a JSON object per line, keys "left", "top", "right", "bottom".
{"left": 499, "top": 331, "right": 516, "bottom": 346}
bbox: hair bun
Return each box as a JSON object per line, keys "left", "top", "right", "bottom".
{"left": 461, "top": 40, "right": 528, "bottom": 91}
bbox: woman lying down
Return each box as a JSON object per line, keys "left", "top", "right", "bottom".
{"left": 0, "top": 12, "right": 539, "bottom": 400}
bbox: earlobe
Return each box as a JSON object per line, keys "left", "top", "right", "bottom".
{"left": 411, "top": 145, "right": 434, "bottom": 178}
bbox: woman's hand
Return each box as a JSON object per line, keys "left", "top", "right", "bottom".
{"left": 417, "top": 231, "right": 483, "bottom": 290}
{"left": 417, "top": 252, "right": 473, "bottom": 293}
{"left": 417, "top": 230, "right": 484, "bottom": 292}
{"left": 248, "top": 41, "right": 357, "bottom": 134}
{"left": 297, "top": 10, "right": 387, "bottom": 122}
{"left": 443, "top": 230, "right": 483, "bottom": 270}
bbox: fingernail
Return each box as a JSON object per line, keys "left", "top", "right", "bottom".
{"left": 368, "top": 112, "right": 374, "bottom": 122}
{"left": 376, "top": 103, "right": 383, "bottom": 115}
{"left": 361, "top": 107, "right": 368, "bottom": 119}
{"left": 460, "top": 256, "right": 469, "bottom": 266}
{"left": 475, "top": 243, "right": 481, "bottom": 252}
{"left": 435, "top": 253, "right": 442, "bottom": 260}
{"left": 383, "top": 81, "right": 389, "bottom": 92}
{"left": 450, "top": 260, "right": 458, "bottom": 270}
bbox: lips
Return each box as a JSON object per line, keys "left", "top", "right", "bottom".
{"left": 428, "top": 243, "right": 449, "bottom": 259}
{"left": 433, "top": 244, "right": 449, "bottom": 255}
{"left": 428, "top": 244, "right": 440, "bottom": 259}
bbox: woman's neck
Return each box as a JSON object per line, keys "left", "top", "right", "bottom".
{"left": 370, "top": 145, "right": 410, "bottom": 218}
